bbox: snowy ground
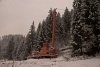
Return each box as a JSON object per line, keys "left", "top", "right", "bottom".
{"left": 0, "top": 56, "right": 100, "bottom": 67}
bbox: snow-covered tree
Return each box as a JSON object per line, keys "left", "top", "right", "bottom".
{"left": 55, "top": 12, "right": 64, "bottom": 48}
{"left": 6, "top": 36, "right": 14, "bottom": 60}
{"left": 62, "top": 7, "right": 72, "bottom": 46}
{"left": 25, "top": 21, "right": 36, "bottom": 54}
{"left": 71, "top": 0, "right": 100, "bottom": 56}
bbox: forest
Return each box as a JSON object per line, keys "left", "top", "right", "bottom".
{"left": 0, "top": 0, "right": 100, "bottom": 60}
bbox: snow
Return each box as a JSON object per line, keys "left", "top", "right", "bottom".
{"left": 0, "top": 56, "right": 100, "bottom": 67}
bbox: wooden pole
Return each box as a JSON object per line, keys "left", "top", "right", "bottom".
{"left": 52, "top": 8, "right": 57, "bottom": 48}
{"left": 12, "top": 60, "right": 14, "bottom": 67}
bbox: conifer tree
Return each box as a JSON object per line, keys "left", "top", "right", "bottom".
{"left": 37, "top": 20, "right": 50, "bottom": 49}
{"left": 35, "top": 22, "right": 42, "bottom": 50}
{"left": 62, "top": 7, "right": 71, "bottom": 46}
{"left": 37, "top": 8, "right": 53, "bottom": 48}
{"left": 62, "top": 7, "right": 71, "bottom": 32}
{"left": 79, "top": 0, "right": 96, "bottom": 55}
{"left": 72, "top": 0, "right": 100, "bottom": 56}
{"left": 71, "top": 0, "right": 82, "bottom": 56}
{"left": 25, "top": 21, "right": 36, "bottom": 54}
{"left": 36, "top": 22, "right": 42, "bottom": 38}
{"left": 90, "top": 0, "right": 100, "bottom": 53}
{"left": 6, "top": 36, "right": 14, "bottom": 60}
{"left": 45, "top": 8, "right": 53, "bottom": 43}
{"left": 55, "top": 12, "right": 64, "bottom": 48}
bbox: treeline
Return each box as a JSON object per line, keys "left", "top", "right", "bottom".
{"left": 0, "top": 8, "right": 72, "bottom": 60}
{"left": 0, "top": 35, "right": 26, "bottom": 60}
{"left": 0, "top": 0, "right": 100, "bottom": 60}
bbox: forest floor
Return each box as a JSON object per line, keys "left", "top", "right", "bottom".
{"left": 0, "top": 56, "right": 100, "bottom": 67}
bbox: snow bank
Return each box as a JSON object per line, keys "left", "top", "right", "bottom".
{"left": 0, "top": 57, "right": 100, "bottom": 67}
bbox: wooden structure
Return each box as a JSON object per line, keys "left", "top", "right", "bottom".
{"left": 29, "top": 9, "right": 57, "bottom": 58}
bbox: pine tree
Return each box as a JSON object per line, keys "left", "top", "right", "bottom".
{"left": 62, "top": 7, "right": 71, "bottom": 46}
{"left": 36, "top": 22, "right": 43, "bottom": 51}
{"left": 55, "top": 12, "right": 64, "bottom": 48}
{"left": 71, "top": 0, "right": 82, "bottom": 56}
{"left": 45, "top": 8, "right": 53, "bottom": 43}
{"left": 36, "top": 22, "right": 42, "bottom": 38}
{"left": 71, "top": 0, "right": 100, "bottom": 56}
{"left": 90, "top": 0, "right": 100, "bottom": 53}
{"left": 62, "top": 7, "right": 71, "bottom": 32}
{"left": 79, "top": 0, "right": 97, "bottom": 55}
{"left": 17, "top": 39, "right": 26, "bottom": 60}
{"left": 37, "top": 20, "right": 47, "bottom": 48}
{"left": 6, "top": 36, "right": 14, "bottom": 60}
{"left": 37, "top": 8, "right": 53, "bottom": 48}
{"left": 25, "top": 21, "right": 36, "bottom": 54}
{"left": 96, "top": 1, "right": 100, "bottom": 51}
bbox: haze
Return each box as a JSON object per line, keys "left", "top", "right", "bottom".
{"left": 0, "top": 0, "right": 73, "bottom": 37}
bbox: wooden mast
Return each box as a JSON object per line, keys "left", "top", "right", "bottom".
{"left": 52, "top": 8, "right": 57, "bottom": 48}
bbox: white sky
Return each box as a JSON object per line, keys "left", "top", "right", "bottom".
{"left": 0, "top": 0, "right": 73, "bottom": 36}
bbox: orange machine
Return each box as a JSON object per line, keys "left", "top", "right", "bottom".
{"left": 30, "top": 8, "right": 57, "bottom": 58}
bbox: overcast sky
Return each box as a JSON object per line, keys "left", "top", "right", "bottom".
{"left": 0, "top": 0, "right": 73, "bottom": 37}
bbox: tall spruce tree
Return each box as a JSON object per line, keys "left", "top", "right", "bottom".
{"left": 45, "top": 8, "right": 53, "bottom": 43}
{"left": 97, "top": 1, "right": 100, "bottom": 51}
{"left": 17, "top": 39, "right": 26, "bottom": 60}
{"left": 25, "top": 21, "right": 36, "bottom": 54}
{"left": 35, "top": 22, "right": 42, "bottom": 50}
{"left": 79, "top": 0, "right": 96, "bottom": 55}
{"left": 71, "top": 0, "right": 82, "bottom": 56}
{"left": 62, "top": 7, "right": 71, "bottom": 32}
{"left": 72, "top": 0, "right": 100, "bottom": 56}
{"left": 37, "top": 8, "right": 53, "bottom": 48}
{"left": 55, "top": 12, "right": 64, "bottom": 48}
{"left": 90, "top": 0, "right": 100, "bottom": 53}
{"left": 36, "top": 22, "right": 42, "bottom": 39}
{"left": 62, "top": 7, "right": 71, "bottom": 46}
{"left": 38, "top": 20, "right": 47, "bottom": 47}
{"left": 6, "top": 36, "right": 14, "bottom": 60}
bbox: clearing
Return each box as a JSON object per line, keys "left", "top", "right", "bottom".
{"left": 0, "top": 56, "right": 100, "bottom": 67}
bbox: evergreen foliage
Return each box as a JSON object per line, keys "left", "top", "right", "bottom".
{"left": 0, "top": 35, "right": 25, "bottom": 60}
{"left": 55, "top": 12, "right": 64, "bottom": 48}
{"left": 6, "top": 36, "right": 14, "bottom": 60}
{"left": 71, "top": 0, "right": 100, "bottom": 56}
{"left": 0, "top": 0, "right": 100, "bottom": 60}
{"left": 36, "top": 8, "right": 53, "bottom": 49}
{"left": 62, "top": 7, "right": 72, "bottom": 46}
{"left": 24, "top": 21, "right": 36, "bottom": 56}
